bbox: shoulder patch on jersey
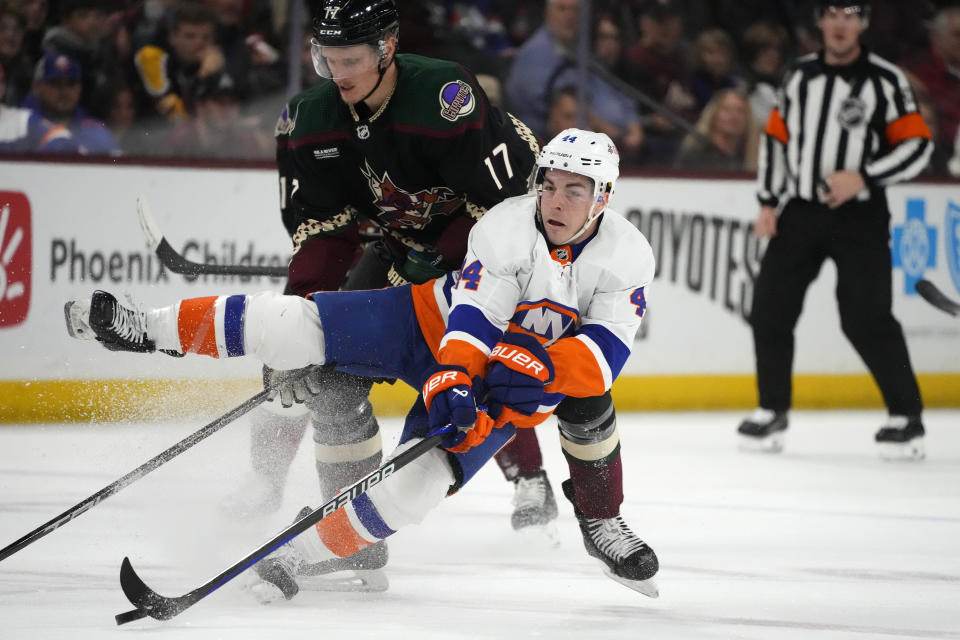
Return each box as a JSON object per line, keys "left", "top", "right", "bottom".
{"left": 275, "top": 102, "right": 299, "bottom": 136}
{"left": 438, "top": 80, "right": 475, "bottom": 122}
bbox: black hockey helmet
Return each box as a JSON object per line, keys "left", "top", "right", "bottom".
{"left": 310, "top": 0, "right": 399, "bottom": 80}
{"left": 815, "top": 1, "right": 871, "bottom": 20}
{"left": 311, "top": 0, "right": 399, "bottom": 47}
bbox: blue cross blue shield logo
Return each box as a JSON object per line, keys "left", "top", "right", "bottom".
{"left": 892, "top": 199, "right": 937, "bottom": 294}
{"left": 945, "top": 201, "right": 960, "bottom": 294}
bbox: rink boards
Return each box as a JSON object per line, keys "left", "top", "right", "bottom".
{"left": 0, "top": 159, "right": 957, "bottom": 421}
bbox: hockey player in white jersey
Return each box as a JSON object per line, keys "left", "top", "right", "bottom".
{"left": 65, "top": 128, "right": 660, "bottom": 599}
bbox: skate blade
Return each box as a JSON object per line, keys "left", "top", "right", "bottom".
{"left": 297, "top": 569, "right": 389, "bottom": 593}
{"left": 602, "top": 567, "right": 659, "bottom": 598}
{"left": 248, "top": 580, "right": 287, "bottom": 604}
{"left": 63, "top": 299, "right": 94, "bottom": 340}
{"left": 877, "top": 438, "right": 925, "bottom": 461}
{"left": 738, "top": 432, "right": 785, "bottom": 453}
{"left": 242, "top": 570, "right": 292, "bottom": 604}
{"left": 516, "top": 520, "right": 561, "bottom": 548}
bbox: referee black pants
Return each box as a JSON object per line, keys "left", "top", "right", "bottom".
{"left": 749, "top": 197, "right": 923, "bottom": 416}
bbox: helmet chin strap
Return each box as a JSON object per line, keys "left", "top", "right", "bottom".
{"left": 559, "top": 178, "right": 609, "bottom": 245}
{"left": 357, "top": 56, "right": 394, "bottom": 106}
{"left": 537, "top": 194, "right": 606, "bottom": 246}
{"left": 561, "top": 201, "right": 605, "bottom": 245}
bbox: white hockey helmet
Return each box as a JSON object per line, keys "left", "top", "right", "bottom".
{"left": 534, "top": 128, "right": 620, "bottom": 242}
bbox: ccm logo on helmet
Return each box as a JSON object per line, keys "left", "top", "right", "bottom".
{"left": 490, "top": 345, "right": 545, "bottom": 377}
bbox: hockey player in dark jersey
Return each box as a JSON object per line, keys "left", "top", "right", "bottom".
{"left": 221, "top": 0, "right": 558, "bottom": 588}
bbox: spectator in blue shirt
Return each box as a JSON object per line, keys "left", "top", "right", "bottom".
{"left": 23, "top": 54, "right": 118, "bottom": 154}
{"left": 505, "top": 0, "right": 579, "bottom": 138}
{"left": 590, "top": 12, "right": 644, "bottom": 161}
{"left": 0, "top": 59, "right": 77, "bottom": 152}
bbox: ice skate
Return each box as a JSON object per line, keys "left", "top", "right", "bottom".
{"left": 296, "top": 540, "right": 389, "bottom": 593}
{"left": 875, "top": 416, "right": 925, "bottom": 461}
{"left": 562, "top": 480, "right": 659, "bottom": 598}
{"left": 248, "top": 539, "right": 303, "bottom": 603}
{"left": 63, "top": 297, "right": 94, "bottom": 340}
{"left": 511, "top": 469, "right": 560, "bottom": 544}
{"left": 218, "top": 472, "right": 284, "bottom": 519}
{"left": 737, "top": 408, "right": 788, "bottom": 453}
{"left": 65, "top": 290, "right": 155, "bottom": 353}
{"left": 248, "top": 507, "right": 389, "bottom": 603}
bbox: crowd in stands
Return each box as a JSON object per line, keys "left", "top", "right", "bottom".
{"left": 0, "top": 0, "right": 282, "bottom": 156}
{"left": 0, "top": 0, "right": 958, "bottom": 176}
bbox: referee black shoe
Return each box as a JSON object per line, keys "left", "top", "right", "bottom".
{"left": 737, "top": 408, "right": 788, "bottom": 453}
{"left": 875, "top": 416, "right": 925, "bottom": 461}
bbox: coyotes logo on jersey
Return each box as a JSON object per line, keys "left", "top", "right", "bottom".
{"left": 360, "top": 160, "right": 462, "bottom": 230}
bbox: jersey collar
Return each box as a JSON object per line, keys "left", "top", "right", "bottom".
{"left": 539, "top": 212, "right": 605, "bottom": 265}
{"left": 817, "top": 45, "right": 870, "bottom": 78}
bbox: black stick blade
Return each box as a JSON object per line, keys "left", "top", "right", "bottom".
{"left": 115, "top": 608, "right": 148, "bottom": 625}
{"left": 916, "top": 279, "right": 960, "bottom": 317}
{"left": 119, "top": 556, "right": 190, "bottom": 621}
{"left": 110, "top": 433, "right": 447, "bottom": 623}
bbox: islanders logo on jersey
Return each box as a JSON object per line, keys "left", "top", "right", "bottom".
{"left": 509, "top": 300, "right": 579, "bottom": 345}
{"left": 439, "top": 81, "right": 475, "bottom": 122}
{"left": 361, "top": 161, "right": 462, "bottom": 229}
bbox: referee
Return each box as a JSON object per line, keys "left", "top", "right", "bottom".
{"left": 737, "top": 0, "right": 933, "bottom": 460}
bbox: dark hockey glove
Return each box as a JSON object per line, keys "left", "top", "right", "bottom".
{"left": 388, "top": 250, "right": 448, "bottom": 287}
{"left": 421, "top": 365, "right": 502, "bottom": 451}
{"left": 486, "top": 333, "right": 555, "bottom": 420}
{"left": 422, "top": 365, "right": 477, "bottom": 431}
{"left": 263, "top": 365, "right": 324, "bottom": 408}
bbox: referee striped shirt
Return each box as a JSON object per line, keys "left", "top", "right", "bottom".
{"left": 757, "top": 49, "right": 933, "bottom": 207}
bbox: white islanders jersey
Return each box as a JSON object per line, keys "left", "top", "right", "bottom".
{"left": 417, "top": 193, "right": 655, "bottom": 409}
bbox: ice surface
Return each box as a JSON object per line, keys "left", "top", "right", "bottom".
{"left": 2, "top": 410, "right": 959, "bottom": 639}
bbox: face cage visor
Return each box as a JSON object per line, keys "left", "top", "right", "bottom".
{"left": 535, "top": 167, "right": 613, "bottom": 244}
{"left": 534, "top": 166, "right": 608, "bottom": 207}
{"left": 310, "top": 39, "right": 386, "bottom": 80}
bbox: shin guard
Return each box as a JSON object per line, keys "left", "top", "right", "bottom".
{"left": 556, "top": 394, "right": 623, "bottom": 519}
